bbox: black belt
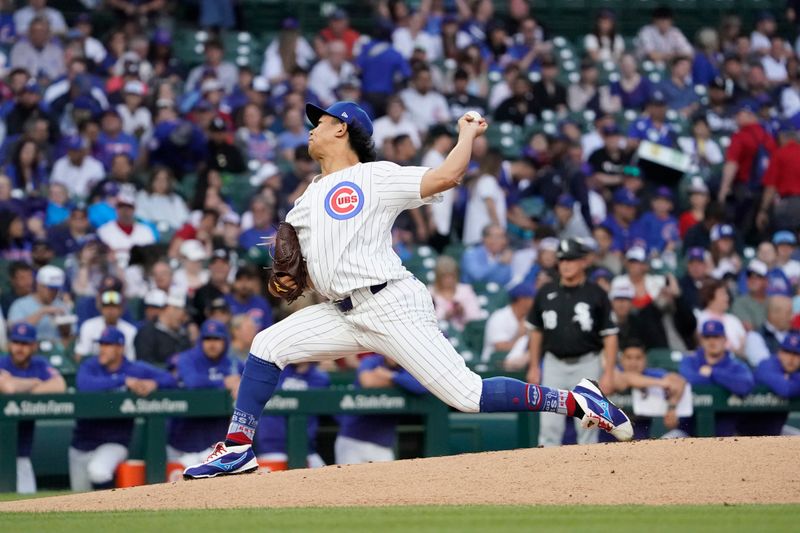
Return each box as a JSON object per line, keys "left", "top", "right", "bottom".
{"left": 335, "top": 282, "right": 387, "bottom": 312}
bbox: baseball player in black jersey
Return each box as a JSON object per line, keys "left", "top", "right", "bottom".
{"left": 526, "top": 238, "right": 619, "bottom": 446}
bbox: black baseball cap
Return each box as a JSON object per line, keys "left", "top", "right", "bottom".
{"left": 556, "top": 238, "right": 589, "bottom": 261}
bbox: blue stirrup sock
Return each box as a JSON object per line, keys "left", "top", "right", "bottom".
{"left": 225, "top": 354, "right": 281, "bottom": 446}
{"left": 479, "top": 377, "right": 581, "bottom": 417}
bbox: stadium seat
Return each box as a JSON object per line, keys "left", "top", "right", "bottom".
{"left": 647, "top": 347, "right": 683, "bottom": 372}
{"left": 462, "top": 319, "right": 487, "bottom": 356}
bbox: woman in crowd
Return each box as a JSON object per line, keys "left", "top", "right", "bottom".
{"left": 696, "top": 278, "right": 747, "bottom": 357}
{"left": 429, "top": 255, "right": 482, "bottom": 332}
{"left": 583, "top": 10, "right": 625, "bottom": 64}
{"left": 609, "top": 53, "right": 652, "bottom": 111}
{"left": 135, "top": 166, "right": 190, "bottom": 232}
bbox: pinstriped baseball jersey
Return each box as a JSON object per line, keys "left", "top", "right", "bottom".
{"left": 285, "top": 161, "right": 440, "bottom": 300}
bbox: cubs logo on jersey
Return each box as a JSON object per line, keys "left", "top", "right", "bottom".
{"left": 324, "top": 181, "right": 364, "bottom": 220}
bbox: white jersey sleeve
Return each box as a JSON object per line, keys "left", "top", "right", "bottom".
{"left": 370, "top": 161, "right": 441, "bottom": 211}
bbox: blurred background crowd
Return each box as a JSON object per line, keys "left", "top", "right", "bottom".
{"left": 1, "top": 0, "right": 800, "bottom": 493}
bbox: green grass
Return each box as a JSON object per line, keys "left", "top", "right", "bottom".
{"left": 0, "top": 490, "right": 70, "bottom": 501}
{"left": 0, "top": 505, "right": 798, "bottom": 532}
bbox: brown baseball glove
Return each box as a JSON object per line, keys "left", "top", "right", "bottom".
{"left": 267, "top": 222, "right": 308, "bottom": 302}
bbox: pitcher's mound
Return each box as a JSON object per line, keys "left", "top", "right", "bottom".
{"left": 3, "top": 436, "right": 799, "bottom": 512}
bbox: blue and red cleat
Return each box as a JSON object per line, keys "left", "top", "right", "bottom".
{"left": 183, "top": 442, "right": 258, "bottom": 479}
{"left": 571, "top": 378, "right": 633, "bottom": 441}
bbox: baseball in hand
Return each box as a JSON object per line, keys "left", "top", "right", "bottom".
{"left": 465, "top": 111, "right": 483, "bottom": 121}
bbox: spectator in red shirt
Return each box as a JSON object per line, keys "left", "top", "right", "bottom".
{"left": 757, "top": 121, "right": 800, "bottom": 232}
{"left": 678, "top": 177, "right": 710, "bottom": 238}
{"left": 717, "top": 100, "right": 776, "bottom": 241}
{"left": 315, "top": 9, "right": 361, "bottom": 59}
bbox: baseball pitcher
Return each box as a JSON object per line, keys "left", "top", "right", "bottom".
{"left": 184, "top": 102, "right": 633, "bottom": 479}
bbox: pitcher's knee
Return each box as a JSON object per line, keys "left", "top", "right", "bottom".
{"left": 250, "top": 328, "right": 279, "bottom": 364}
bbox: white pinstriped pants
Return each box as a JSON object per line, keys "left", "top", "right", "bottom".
{"left": 251, "top": 277, "right": 484, "bottom": 412}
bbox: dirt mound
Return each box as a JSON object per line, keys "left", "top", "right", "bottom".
{"left": 3, "top": 437, "right": 799, "bottom": 512}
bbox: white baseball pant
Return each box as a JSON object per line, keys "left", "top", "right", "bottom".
{"left": 16, "top": 457, "right": 36, "bottom": 494}
{"left": 335, "top": 435, "right": 395, "bottom": 465}
{"left": 251, "top": 277, "right": 484, "bottom": 413}
{"left": 538, "top": 352, "right": 602, "bottom": 447}
{"left": 68, "top": 444, "right": 128, "bottom": 491}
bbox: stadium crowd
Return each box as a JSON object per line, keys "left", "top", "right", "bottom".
{"left": 1, "top": 0, "right": 800, "bottom": 493}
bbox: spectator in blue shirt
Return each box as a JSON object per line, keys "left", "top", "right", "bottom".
{"left": 631, "top": 186, "right": 680, "bottom": 253}
{"left": 255, "top": 363, "right": 330, "bottom": 469}
{"left": 753, "top": 331, "right": 800, "bottom": 434}
{"left": 657, "top": 55, "right": 699, "bottom": 117}
{"left": 168, "top": 320, "right": 243, "bottom": 467}
{"left": 460, "top": 224, "right": 513, "bottom": 286}
{"left": 238, "top": 196, "right": 277, "bottom": 251}
{"left": 356, "top": 23, "right": 411, "bottom": 117}
{"left": 601, "top": 188, "right": 639, "bottom": 252}
{"left": 679, "top": 319, "right": 755, "bottom": 436}
{"left": 97, "top": 108, "right": 139, "bottom": 168}
{"left": 627, "top": 91, "right": 678, "bottom": 150}
{"left": 69, "top": 326, "right": 176, "bottom": 491}
{"left": 0, "top": 323, "right": 66, "bottom": 493}
{"left": 224, "top": 265, "right": 273, "bottom": 331}
{"left": 335, "top": 354, "right": 427, "bottom": 464}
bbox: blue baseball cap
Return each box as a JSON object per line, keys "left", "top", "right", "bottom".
{"left": 654, "top": 186, "right": 674, "bottom": 201}
{"left": 710, "top": 223, "right": 735, "bottom": 241}
{"left": 613, "top": 187, "right": 640, "bottom": 207}
{"left": 701, "top": 319, "right": 726, "bottom": 338}
{"left": 201, "top": 319, "right": 229, "bottom": 340}
{"left": 556, "top": 194, "right": 575, "bottom": 208}
{"left": 780, "top": 331, "right": 800, "bottom": 354}
{"left": 686, "top": 247, "right": 706, "bottom": 262}
{"left": 736, "top": 100, "right": 758, "bottom": 114}
{"left": 772, "top": 230, "right": 797, "bottom": 245}
{"left": 590, "top": 267, "right": 613, "bottom": 282}
{"left": 649, "top": 90, "right": 667, "bottom": 105}
{"left": 306, "top": 101, "right": 374, "bottom": 137}
{"left": 98, "top": 326, "right": 125, "bottom": 345}
{"left": 65, "top": 135, "right": 85, "bottom": 151}
{"left": 509, "top": 283, "right": 536, "bottom": 300}
{"left": 9, "top": 322, "right": 37, "bottom": 343}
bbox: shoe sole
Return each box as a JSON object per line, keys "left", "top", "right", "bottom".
{"left": 183, "top": 464, "right": 259, "bottom": 480}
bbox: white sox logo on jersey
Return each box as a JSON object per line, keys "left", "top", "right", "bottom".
{"left": 573, "top": 302, "right": 593, "bottom": 332}
{"left": 325, "top": 181, "right": 364, "bottom": 220}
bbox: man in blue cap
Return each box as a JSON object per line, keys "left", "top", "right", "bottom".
{"left": 168, "top": 320, "right": 243, "bottom": 468}
{"left": 772, "top": 230, "right": 800, "bottom": 287}
{"left": 631, "top": 186, "right": 679, "bottom": 253}
{"left": 627, "top": 91, "right": 677, "bottom": 150}
{"left": 69, "top": 326, "right": 176, "bottom": 491}
{"left": 184, "top": 101, "right": 634, "bottom": 479}
{"left": 601, "top": 188, "right": 639, "bottom": 252}
{"left": 678, "top": 247, "right": 709, "bottom": 312}
{"left": 754, "top": 331, "right": 800, "bottom": 434}
{"left": 679, "top": 319, "right": 754, "bottom": 435}
{"left": 0, "top": 322, "right": 66, "bottom": 493}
